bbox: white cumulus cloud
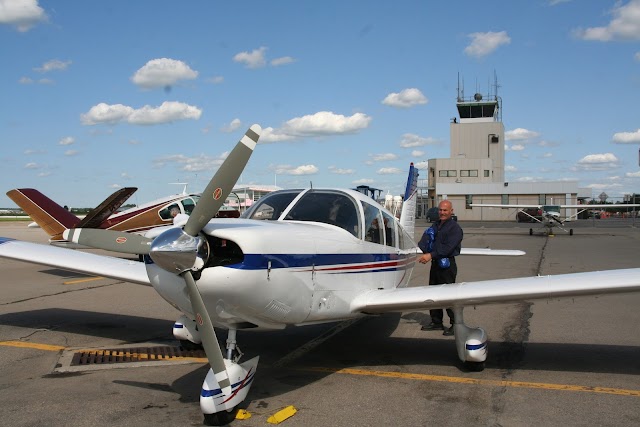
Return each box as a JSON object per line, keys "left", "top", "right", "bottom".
{"left": 464, "top": 31, "right": 511, "bottom": 58}
{"left": 573, "top": 0, "right": 640, "bottom": 41}
{"left": 382, "top": 88, "right": 428, "bottom": 108}
{"left": 612, "top": 128, "right": 640, "bottom": 143}
{"left": 221, "top": 118, "right": 242, "bottom": 133}
{"left": 0, "top": 0, "right": 47, "bottom": 32}
{"left": 153, "top": 153, "right": 226, "bottom": 172}
{"left": 271, "top": 56, "right": 295, "bottom": 66}
{"left": 261, "top": 111, "right": 371, "bottom": 143}
{"left": 233, "top": 47, "right": 268, "bottom": 69}
{"left": 131, "top": 58, "right": 198, "bottom": 89}
{"left": 275, "top": 164, "right": 319, "bottom": 175}
{"left": 81, "top": 102, "right": 201, "bottom": 126}
{"left": 505, "top": 128, "right": 540, "bottom": 141}
{"left": 399, "top": 133, "right": 438, "bottom": 148}
{"left": 34, "top": 59, "right": 71, "bottom": 73}
{"left": 377, "top": 167, "right": 403, "bottom": 175}
{"left": 575, "top": 153, "right": 621, "bottom": 171}
{"left": 328, "top": 166, "right": 354, "bottom": 175}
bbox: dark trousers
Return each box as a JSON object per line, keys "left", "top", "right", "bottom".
{"left": 429, "top": 258, "right": 457, "bottom": 325}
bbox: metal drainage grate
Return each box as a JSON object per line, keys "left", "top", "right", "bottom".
{"left": 70, "top": 345, "right": 206, "bottom": 366}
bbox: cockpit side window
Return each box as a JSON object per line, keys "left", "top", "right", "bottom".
{"left": 398, "top": 225, "right": 415, "bottom": 250}
{"left": 243, "top": 190, "right": 302, "bottom": 220}
{"left": 362, "top": 201, "right": 383, "bottom": 244}
{"left": 159, "top": 203, "right": 180, "bottom": 220}
{"left": 182, "top": 197, "right": 197, "bottom": 215}
{"left": 286, "top": 191, "right": 360, "bottom": 238}
{"left": 381, "top": 211, "right": 396, "bottom": 247}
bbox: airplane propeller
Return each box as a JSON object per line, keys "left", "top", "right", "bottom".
{"left": 63, "top": 124, "right": 262, "bottom": 397}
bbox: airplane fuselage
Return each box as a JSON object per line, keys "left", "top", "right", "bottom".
{"left": 146, "top": 186, "right": 420, "bottom": 330}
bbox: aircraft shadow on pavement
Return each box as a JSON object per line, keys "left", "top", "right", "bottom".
{"left": 39, "top": 268, "right": 96, "bottom": 279}
{"left": 0, "top": 308, "right": 175, "bottom": 342}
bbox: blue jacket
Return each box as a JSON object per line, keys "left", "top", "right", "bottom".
{"left": 418, "top": 219, "right": 463, "bottom": 260}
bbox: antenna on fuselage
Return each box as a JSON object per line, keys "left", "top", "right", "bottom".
{"left": 169, "top": 182, "right": 189, "bottom": 195}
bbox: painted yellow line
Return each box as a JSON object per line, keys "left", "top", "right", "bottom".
{"left": 307, "top": 367, "right": 640, "bottom": 397}
{"left": 63, "top": 276, "right": 104, "bottom": 285}
{"left": 0, "top": 340, "right": 65, "bottom": 352}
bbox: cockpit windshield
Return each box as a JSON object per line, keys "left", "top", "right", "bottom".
{"left": 285, "top": 190, "right": 360, "bottom": 238}
{"left": 242, "top": 190, "right": 302, "bottom": 220}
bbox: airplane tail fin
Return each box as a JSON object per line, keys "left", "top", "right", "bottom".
{"left": 76, "top": 187, "right": 137, "bottom": 229}
{"left": 7, "top": 188, "right": 80, "bottom": 240}
{"left": 399, "top": 163, "right": 419, "bottom": 241}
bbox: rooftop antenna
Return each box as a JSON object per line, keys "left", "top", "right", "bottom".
{"left": 457, "top": 72, "right": 465, "bottom": 101}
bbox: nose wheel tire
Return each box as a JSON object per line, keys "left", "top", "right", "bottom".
{"left": 529, "top": 228, "right": 533, "bottom": 236}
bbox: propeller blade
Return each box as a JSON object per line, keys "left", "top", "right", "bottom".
{"left": 183, "top": 270, "right": 231, "bottom": 395}
{"left": 64, "top": 228, "right": 152, "bottom": 255}
{"left": 183, "top": 124, "right": 261, "bottom": 237}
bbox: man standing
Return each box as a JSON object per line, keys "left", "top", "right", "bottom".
{"left": 418, "top": 199, "right": 463, "bottom": 336}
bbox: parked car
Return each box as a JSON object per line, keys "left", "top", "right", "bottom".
{"left": 426, "top": 206, "right": 457, "bottom": 222}
{"left": 516, "top": 208, "right": 542, "bottom": 223}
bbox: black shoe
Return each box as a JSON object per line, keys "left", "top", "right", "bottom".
{"left": 442, "top": 326, "right": 454, "bottom": 336}
{"left": 421, "top": 322, "right": 444, "bottom": 331}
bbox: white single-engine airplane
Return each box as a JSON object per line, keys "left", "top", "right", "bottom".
{"left": 470, "top": 202, "right": 640, "bottom": 236}
{"left": 1, "top": 125, "right": 639, "bottom": 425}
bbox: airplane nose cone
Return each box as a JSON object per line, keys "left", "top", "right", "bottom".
{"left": 150, "top": 227, "right": 200, "bottom": 273}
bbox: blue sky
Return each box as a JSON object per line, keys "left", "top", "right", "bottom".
{"left": 2, "top": 0, "right": 640, "bottom": 208}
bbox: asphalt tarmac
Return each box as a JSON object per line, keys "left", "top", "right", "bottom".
{"left": 0, "top": 220, "right": 639, "bottom": 426}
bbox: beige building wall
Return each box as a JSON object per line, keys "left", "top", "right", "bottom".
{"left": 450, "top": 121, "right": 505, "bottom": 182}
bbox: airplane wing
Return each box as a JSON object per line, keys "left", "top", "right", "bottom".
{"left": 350, "top": 268, "right": 640, "bottom": 313}
{"left": 0, "top": 237, "right": 150, "bottom": 286}
{"left": 469, "top": 203, "right": 541, "bottom": 209}
{"left": 461, "top": 248, "right": 525, "bottom": 256}
{"left": 560, "top": 204, "right": 640, "bottom": 209}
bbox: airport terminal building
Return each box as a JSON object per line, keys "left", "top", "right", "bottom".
{"left": 417, "top": 81, "right": 590, "bottom": 221}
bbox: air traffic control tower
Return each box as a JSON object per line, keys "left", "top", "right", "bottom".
{"left": 450, "top": 79, "right": 505, "bottom": 183}
{"left": 422, "top": 75, "right": 585, "bottom": 220}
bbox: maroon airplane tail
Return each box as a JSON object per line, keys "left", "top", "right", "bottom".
{"left": 6, "top": 188, "right": 80, "bottom": 240}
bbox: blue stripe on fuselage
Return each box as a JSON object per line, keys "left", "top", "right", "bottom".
{"left": 228, "top": 253, "right": 413, "bottom": 270}
{"left": 0, "top": 237, "right": 15, "bottom": 245}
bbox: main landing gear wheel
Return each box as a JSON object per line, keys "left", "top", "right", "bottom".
{"left": 570, "top": 229, "right": 573, "bottom": 236}
{"left": 529, "top": 228, "right": 533, "bottom": 236}
{"left": 464, "top": 361, "right": 485, "bottom": 372}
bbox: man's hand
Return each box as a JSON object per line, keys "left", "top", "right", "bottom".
{"left": 419, "top": 253, "right": 432, "bottom": 264}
